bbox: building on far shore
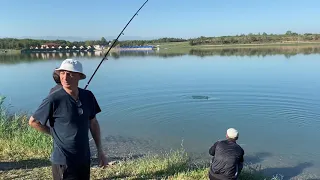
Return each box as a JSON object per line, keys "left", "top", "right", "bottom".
{"left": 22, "top": 42, "right": 157, "bottom": 53}
{"left": 118, "top": 45, "right": 156, "bottom": 51}
{"left": 94, "top": 45, "right": 105, "bottom": 51}
{"left": 41, "top": 43, "right": 60, "bottom": 49}
{"left": 22, "top": 43, "right": 94, "bottom": 53}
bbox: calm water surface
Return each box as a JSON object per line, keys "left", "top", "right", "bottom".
{"left": 1, "top": 49, "right": 320, "bottom": 179}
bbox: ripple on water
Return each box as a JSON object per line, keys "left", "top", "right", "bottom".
{"left": 96, "top": 84, "right": 320, "bottom": 130}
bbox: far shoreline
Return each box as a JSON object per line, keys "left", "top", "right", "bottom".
{"left": 2, "top": 41, "right": 320, "bottom": 54}
{"left": 151, "top": 41, "right": 320, "bottom": 50}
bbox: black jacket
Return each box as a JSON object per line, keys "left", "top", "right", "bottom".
{"left": 209, "top": 139, "right": 244, "bottom": 180}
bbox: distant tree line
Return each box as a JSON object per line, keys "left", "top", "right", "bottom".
{"left": 0, "top": 37, "right": 187, "bottom": 50}
{"left": 118, "top": 38, "right": 187, "bottom": 46}
{"left": 1, "top": 31, "right": 320, "bottom": 50}
{"left": 0, "top": 37, "right": 110, "bottom": 50}
{"left": 189, "top": 31, "right": 320, "bottom": 46}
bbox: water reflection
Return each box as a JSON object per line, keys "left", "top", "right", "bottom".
{"left": 24, "top": 51, "right": 97, "bottom": 59}
{"left": 189, "top": 46, "right": 320, "bottom": 58}
{"left": 1, "top": 45, "right": 320, "bottom": 64}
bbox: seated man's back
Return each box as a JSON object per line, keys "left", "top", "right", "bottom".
{"left": 209, "top": 128, "right": 244, "bottom": 180}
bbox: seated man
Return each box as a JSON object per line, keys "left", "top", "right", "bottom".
{"left": 49, "top": 70, "right": 62, "bottom": 94}
{"left": 208, "top": 128, "right": 244, "bottom": 180}
{"left": 46, "top": 70, "right": 63, "bottom": 128}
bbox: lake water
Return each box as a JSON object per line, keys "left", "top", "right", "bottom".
{"left": 1, "top": 48, "right": 320, "bottom": 179}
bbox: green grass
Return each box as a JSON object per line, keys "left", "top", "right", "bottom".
{"left": 0, "top": 49, "right": 21, "bottom": 54}
{"left": 0, "top": 96, "right": 282, "bottom": 180}
{"left": 0, "top": 96, "right": 52, "bottom": 161}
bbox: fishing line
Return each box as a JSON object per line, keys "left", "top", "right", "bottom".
{"left": 84, "top": 0, "right": 149, "bottom": 90}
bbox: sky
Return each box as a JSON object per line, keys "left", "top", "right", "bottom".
{"left": 1, "top": 0, "right": 320, "bottom": 40}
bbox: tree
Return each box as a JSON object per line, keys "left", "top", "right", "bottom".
{"left": 189, "top": 40, "right": 195, "bottom": 46}
{"left": 286, "top": 30, "right": 292, "bottom": 35}
{"left": 109, "top": 39, "right": 119, "bottom": 47}
{"left": 100, "top": 37, "right": 107, "bottom": 45}
{"left": 85, "top": 40, "right": 93, "bottom": 47}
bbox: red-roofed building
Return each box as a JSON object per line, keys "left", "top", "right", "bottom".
{"left": 41, "top": 43, "right": 60, "bottom": 49}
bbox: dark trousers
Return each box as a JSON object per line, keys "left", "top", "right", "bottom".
{"left": 209, "top": 172, "right": 237, "bottom": 180}
{"left": 52, "top": 163, "right": 90, "bottom": 180}
{"left": 209, "top": 173, "right": 220, "bottom": 180}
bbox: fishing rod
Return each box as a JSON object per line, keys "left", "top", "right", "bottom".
{"left": 84, "top": 0, "right": 149, "bottom": 90}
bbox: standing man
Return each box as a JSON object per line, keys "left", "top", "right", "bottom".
{"left": 29, "top": 59, "right": 107, "bottom": 180}
{"left": 208, "top": 128, "right": 244, "bottom": 180}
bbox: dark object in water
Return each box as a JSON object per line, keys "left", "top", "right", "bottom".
{"left": 192, "top": 95, "right": 209, "bottom": 100}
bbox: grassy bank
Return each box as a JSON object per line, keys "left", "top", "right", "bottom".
{"left": 0, "top": 96, "right": 52, "bottom": 161}
{"left": 0, "top": 96, "right": 281, "bottom": 180}
{"left": 0, "top": 49, "right": 20, "bottom": 54}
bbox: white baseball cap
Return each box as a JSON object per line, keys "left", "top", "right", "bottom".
{"left": 227, "top": 128, "right": 239, "bottom": 139}
{"left": 55, "top": 59, "right": 86, "bottom": 79}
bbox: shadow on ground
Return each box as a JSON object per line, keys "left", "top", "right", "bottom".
{"left": 259, "top": 162, "right": 314, "bottom": 180}
{"left": 195, "top": 151, "right": 316, "bottom": 180}
{"left": 91, "top": 153, "right": 145, "bottom": 167}
{"left": 0, "top": 158, "right": 51, "bottom": 171}
{"left": 98, "top": 160, "right": 189, "bottom": 180}
{"left": 244, "top": 152, "right": 272, "bottom": 165}
{"left": 0, "top": 154, "right": 146, "bottom": 171}
{"left": 243, "top": 152, "right": 315, "bottom": 179}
